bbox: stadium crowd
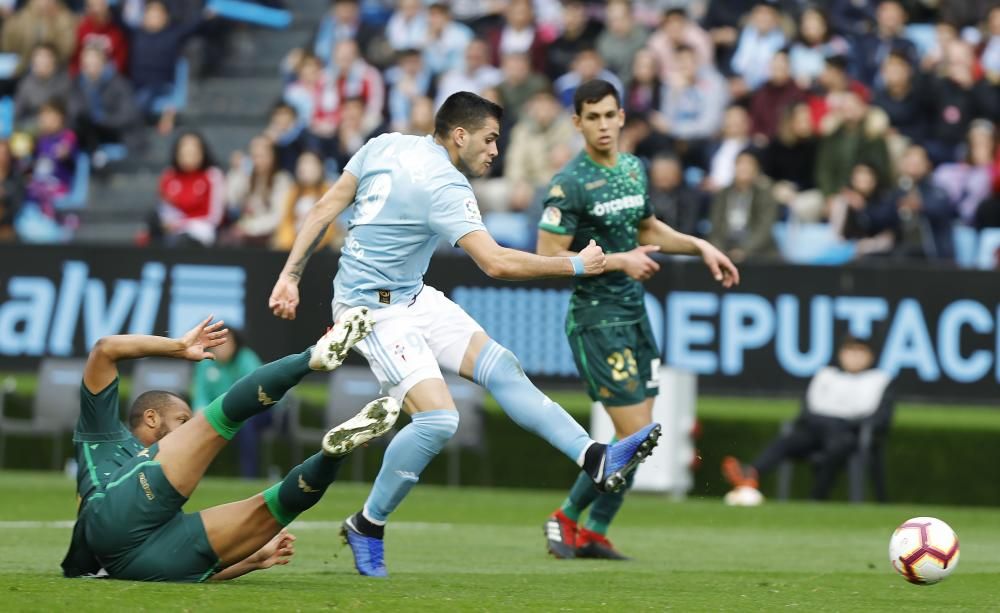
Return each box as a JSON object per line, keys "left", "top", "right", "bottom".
{"left": 1, "top": 0, "right": 999, "bottom": 266}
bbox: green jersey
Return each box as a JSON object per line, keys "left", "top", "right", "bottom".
{"left": 539, "top": 150, "right": 653, "bottom": 326}
{"left": 73, "top": 378, "right": 146, "bottom": 504}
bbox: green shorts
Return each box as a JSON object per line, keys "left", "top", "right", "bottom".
{"left": 83, "top": 444, "right": 221, "bottom": 582}
{"left": 568, "top": 317, "right": 661, "bottom": 407}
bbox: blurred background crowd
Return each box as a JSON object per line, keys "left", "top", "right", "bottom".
{"left": 1, "top": 0, "right": 999, "bottom": 267}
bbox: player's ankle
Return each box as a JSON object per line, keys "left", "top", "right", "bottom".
{"left": 352, "top": 511, "right": 385, "bottom": 539}
{"left": 582, "top": 442, "right": 607, "bottom": 481}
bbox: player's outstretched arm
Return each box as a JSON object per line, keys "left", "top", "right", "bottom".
{"left": 459, "top": 229, "right": 606, "bottom": 280}
{"left": 82, "top": 316, "right": 228, "bottom": 394}
{"left": 211, "top": 529, "right": 296, "bottom": 581}
{"left": 270, "top": 172, "right": 359, "bottom": 320}
{"left": 637, "top": 215, "right": 740, "bottom": 288}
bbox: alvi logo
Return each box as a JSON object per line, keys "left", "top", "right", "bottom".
{"left": 0, "top": 261, "right": 245, "bottom": 357}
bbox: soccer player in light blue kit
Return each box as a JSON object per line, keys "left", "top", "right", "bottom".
{"left": 269, "top": 92, "right": 662, "bottom": 577}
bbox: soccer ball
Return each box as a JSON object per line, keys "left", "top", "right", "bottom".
{"left": 889, "top": 517, "right": 960, "bottom": 585}
{"left": 723, "top": 485, "right": 764, "bottom": 506}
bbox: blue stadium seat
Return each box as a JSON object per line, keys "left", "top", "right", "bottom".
{"left": 904, "top": 24, "right": 937, "bottom": 58}
{"left": 484, "top": 212, "right": 534, "bottom": 250}
{"left": 0, "top": 96, "right": 13, "bottom": 139}
{"left": 976, "top": 228, "right": 1000, "bottom": 270}
{"left": 773, "top": 222, "right": 856, "bottom": 265}
{"left": 951, "top": 225, "right": 979, "bottom": 269}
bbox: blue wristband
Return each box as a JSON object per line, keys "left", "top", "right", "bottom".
{"left": 569, "top": 255, "right": 586, "bottom": 276}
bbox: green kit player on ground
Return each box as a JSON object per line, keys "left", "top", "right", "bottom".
{"left": 538, "top": 79, "right": 741, "bottom": 559}
{"left": 61, "top": 308, "right": 399, "bottom": 582}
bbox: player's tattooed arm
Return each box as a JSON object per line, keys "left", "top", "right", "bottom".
{"left": 285, "top": 223, "right": 331, "bottom": 282}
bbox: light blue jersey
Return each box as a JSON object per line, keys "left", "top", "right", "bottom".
{"left": 334, "top": 133, "right": 486, "bottom": 309}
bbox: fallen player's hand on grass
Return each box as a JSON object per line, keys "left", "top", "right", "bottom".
{"left": 254, "top": 529, "right": 297, "bottom": 570}
{"left": 177, "top": 316, "right": 229, "bottom": 361}
{"left": 579, "top": 239, "right": 606, "bottom": 276}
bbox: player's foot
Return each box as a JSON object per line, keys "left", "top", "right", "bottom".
{"left": 543, "top": 509, "right": 578, "bottom": 559}
{"left": 721, "top": 456, "right": 759, "bottom": 489}
{"left": 309, "top": 306, "right": 375, "bottom": 371}
{"left": 575, "top": 527, "right": 630, "bottom": 560}
{"left": 341, "top": 515, "right": 387, "bottom": 577}
{"left": 593, "top": 423, "right": 661, "bottom": 493}
{"left": 322, "top": 397, "right": 400, "bottom": 457}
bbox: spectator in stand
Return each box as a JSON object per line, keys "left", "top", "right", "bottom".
{"left": 701, "top": 0, "right": 755, "bottom": 76}
{"left": 385, "top": 48, "right": 434, "bottom": 132}
{"left": 849, "top": 0, "right": 919, "bottom": 89}
{"left": 661, "top": 45, "right": 728, "bottom": 158}
{"left": 129, "top": 0, "right": 208, "bottom": 134}
{"left": 496, "top": 52, "right": 549, "bottom": 124}
{"left": 808, "top": 55, "right": 870, "bottom": 129}
{"left": 553, "top": 48, "right": 624, "bottom": 110}
{"left": 224, "top": 136, "right": 293, "bottom": 247}
{"left": 284, "top": 53, "right": 338, "bottom": 146}
{"left": 765, "top": 102, "right": 823, "bottom": 222}
{"left": 14, "top": 44, "right": 72, "bottom": 126}
{"left": 477, "top": 89, "right": 575, "bottom": 214}
{"left": 272, "top": 150, "right": 339, "bottom": 251}
{"left": 816, "top": 91, "right": 892, "bottom": 205}
{"left": 708, "top": 149, "right": 780, "bottom": 262}
{"left": 871, "top": 50, "right": 931, "bottom": 147}
{"left": 646, "top": 7, "right": 714, "bottom": 81}
{"left": 329, "top": 97, "right": 380, "bottom": 172}
{"left": 0, "top": 140, "right": 25, "bottom": 241}
{"left": 435, "top": 39, "right": 503, "bottom": 109}
{"left": 926, "top": 39, "right": 997, "bottom": 163}
{"left": 405, "top": 95, "right": 435, "bottom": 135}
{"left": 299, "top": 0, "right": 381, "bottom": 70}
{"left": 826, "top": 0, "right": 877, "bottom": 38}
{"left": 26, "top": 100, "right": 77, "bottom": 218}
{"left": 385, "top": 0, "right": 427, "bottom": 52}
{"left": 263, "top": 102, "right": 307, "bottom": 175}
{"left": 624, "top": 49, "right": 663, "bottom": 118}
{"left": 423, "top": 1, "right": 473, "bottom": 77}
{"left": 0, "top": 0, "right": 77, "bottom": 76}
{"left": 749, "top": 49, "right": 805, "bottom": 142}
{"left": 730, "top": 1, "right": 787, "bottom": 95}
{"left": 982, "top": 6, "right": 1000, "bottom": 82}
{"left": 327, "top": 38, "right": 384, "bottom": 135}
{"left": 69, "top": 43, "right": 141, "bottom": 164}
{"left": 705, "top": 105, "right": 752, "bottom": 192}
{"left": 544, "top": 0, "right": 602, "bottom": 81}
{"left": 596, "top": 0, "right": 649, "bottom": 85}
{"left": 873, "top": 144, "right": 954, "bottom": 259}
{"left": 933, "top": 120, "right": 997, "bottom": 226}
{"left": 70, "top": 0, "right": 128, "bottom": 76}
{"left": 917, "top": 19, "right": 961, "bottom": 75}
{"left": 190, "top": 329, "right": 270, "bottom": 479}
{"left": 484, "top": 0, "right": 547, "bottom": 74}
{"left": 648, "top": 153, "right": 704, "bottom": 237}
{"left": 788, "top": 7, "right": 849, "bottom": 89}
{"left": 828, "top": 163, "right": 894, "bottom": 256}
{"left": 153, "top": 131, "right": 225, "bottom": 246}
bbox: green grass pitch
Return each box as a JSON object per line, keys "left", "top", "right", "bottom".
{"left": 0, "top": 472, "right": 997, "bottom": 611}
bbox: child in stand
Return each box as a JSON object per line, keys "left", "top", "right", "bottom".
{"left": 27, "top": 100, "right": 77, "bottom": 218}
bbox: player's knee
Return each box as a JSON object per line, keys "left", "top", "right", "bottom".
{"left": 415, "top": 409, "right": 460, "bottom": 446}
{"left": 490, "top": 345, "right": 524, "bottom": 381}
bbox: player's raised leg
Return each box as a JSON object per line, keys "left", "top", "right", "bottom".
{"left": 200, "top": 395, "right": 400, "bottom": 572}
{"left": 156, "top": 307, "right": 375, "bottom": 498}
{"left": 462, "top": 332, "right": 662, "bottom": 493}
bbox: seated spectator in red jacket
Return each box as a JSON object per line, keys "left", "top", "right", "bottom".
{"left": 284, "top": 53, "right": 339, "bottom": 142}
{"left": 153, "top": 131, "right": 224, "bottom": 246}
{"left": 70, "top": 0, "right": 128, "bottom": 75}
{"left": 70, "top": 43, "right": 141, "bottom": 161}
{"left": 14, "top": 44, "right": 72, "bottom": 127}
{"left": 749, "top": 49, "right": 806, "bottom": 142}
{"left": 327, "top": 39, "right": 384, "bottom": 136}
{"left": 27, "top": 100, "right": 78, "bottom": 218}
{"left": 807, "top": 55, "right": 870, "bottom": 130}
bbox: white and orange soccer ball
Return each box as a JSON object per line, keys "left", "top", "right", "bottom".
{"left": 889, "top": 517, "right": 960, "bottom": 585}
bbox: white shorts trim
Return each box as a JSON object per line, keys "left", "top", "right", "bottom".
{"left": 332, "top": 286, "right": 484, "bottom": 403}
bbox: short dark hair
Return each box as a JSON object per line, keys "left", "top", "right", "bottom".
{"left": 128, "top": 391, "right": 187, "bottom": 430}
{"left": 433, "top": 91, "right": 503, "bottom": 138}
{"left": 573, "top": 79, "right": 620, "bottom": 115}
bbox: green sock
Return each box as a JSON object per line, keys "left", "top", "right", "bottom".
{"left": 203, "top": 350, "right": 311, "bottom": 440}
{"left": 584, "top": 470, "right": 636, "bottom": 535}
{"left": 263, "top": 452, "right": 343, "bottom": 526}
{"left": 560, "top": 471, "right": 600, "bottom": 522}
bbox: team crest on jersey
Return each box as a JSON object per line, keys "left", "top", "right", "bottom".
{"left": 542, "top": 206, "right": 562, "bottom": 227}
{"left": 548, "top": 184, "right": 565, "bottom": 199}
{"left": 629, "top": 169, "right": 640, "bottom": 183}
{"left": 464, "top": 197, "right": 482, "bottom": 222}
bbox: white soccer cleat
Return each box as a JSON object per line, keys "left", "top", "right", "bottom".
{"left": 724, "top": 485, "right": 765, "bottom": 507}
{"left": 322, "top": 396, "right": 401, "bottom": 457}
{"left": 309, "top": 306, "right": 375, "bottom": 371}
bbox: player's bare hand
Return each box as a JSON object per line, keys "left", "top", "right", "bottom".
{"left": 254, "top": 529, "right": 296, "bottom": 570}
{"left": 699, "top": 241, "right": 740, "bottom": 288}
{"left": 579, "top": 239, "right": 606, "bottom": 275}
{"left": 177, "top": 316, "right": 228, "bottom": 361}
{"left": 269, "top": 275, "right": 301, "bottom": 320}
{"left": 619, "top": 244, "right": 661, "bottom": 281}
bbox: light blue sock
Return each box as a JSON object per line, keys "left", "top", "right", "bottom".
{"left": 474, "top": 340, "right": 592, "bottom": 464}
{"left": 362, "top": 409, "right": 459, "bottom": 523}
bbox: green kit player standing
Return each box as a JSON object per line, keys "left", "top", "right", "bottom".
{"left": 61, "top": 308, "right": 399, "bottom": 581}
{"left": 538, "top": 80, "right": 740, "bottom": 559}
